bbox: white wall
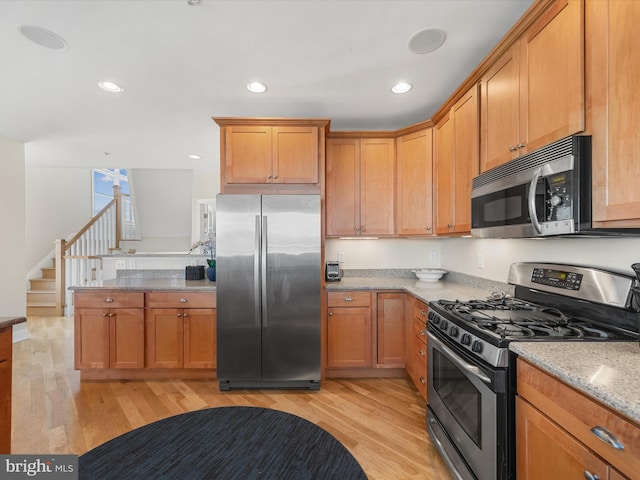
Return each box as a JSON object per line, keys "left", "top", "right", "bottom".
{"left": 0, "top": 136, "right": 26, "bottom": 318}
{"left": 25, "top": 167, "right": 92, "bottom": 269}
{"left": 327, "top": 235, "right": 640, "bottom": 284}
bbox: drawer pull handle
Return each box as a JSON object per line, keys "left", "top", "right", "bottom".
{"left": 105, "top": 297, "right": 114, "bottom": 303}
{"left": 419, "top": 349, "right": 425, "bottom": 356}
{"left": 420, "top": 329, "right": 427, "bottom": 336}
{"left": 328, "top": 312, "right": 333, "bottom": 316}
{"left": 177, "top": 313, "right": 182, "bottom": 317}
{"left": 583, "top": 471, "right": 600, "bottom": 480}
{"left": 102, "top": 313, "right": 108, "bottom": 317}
{"left": 345, "top": 296, "right": 353, "bottom": 302}
{"left": 419, "top": 377, "right": 425, "bottom": 384}
{"left": 590, "top": 426, "right": 624, "bottom": 450}
{"left": 183, "top": 313, "right": 188, "bottom": 317}
{"left": 179, "top": 298, "right": 188, "bottom": 303}
{"left": 420, "top": 309, "right": 426, "bottom": 316}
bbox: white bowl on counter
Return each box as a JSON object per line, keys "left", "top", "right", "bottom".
{"left": 412, "top": 269, "right": 447, "bottom": 282}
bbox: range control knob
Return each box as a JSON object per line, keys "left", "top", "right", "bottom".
{"left": 471, "top": 340, "right": 484, "bottom": 354}
{"left": 460, "top": 333, "right": 472, "bottom": 346}
{"left": 449, "top": 325, "right": 459, "bottom": 338}
{"left": 439, "top": 320, "right": 448, "bottom": 331}
{"left": 430, "top": 314, "right": 440, "bottom": 326}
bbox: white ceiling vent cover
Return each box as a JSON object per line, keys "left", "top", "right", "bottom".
{"left": 408, "top": 28, "right": 446, "bottom": 54}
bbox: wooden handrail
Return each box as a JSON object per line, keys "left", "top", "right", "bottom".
{"left": 64, "top": 198, "right": 116, "bottom": 253}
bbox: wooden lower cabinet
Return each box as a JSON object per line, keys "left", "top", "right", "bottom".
{"left": 377, "top": 293, "right": 405, "bottom": 366}
{"left": 146, "top": 292, "right": 217, "bottom": 369}
{"left": 517, "top": 359, "right": 636, "bottom": 479}
{"left": 74, "top": 292, "right": 144, "bottom": 369}
{"left": 406, "top": 297, "right": 428, "bottom": 401}
{"left": 0, "top": 327, "right": 12, "bottom": 453}
{"left": 327, "top": 291, "right": 372, "bottom": 368}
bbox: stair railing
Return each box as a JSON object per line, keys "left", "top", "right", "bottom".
{"left": 54, "top": 185, "right": 122, "bottom": 316}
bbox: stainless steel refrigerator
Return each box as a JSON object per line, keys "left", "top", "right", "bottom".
{"left": 216, "top": 194, "right": 321, "bottom": 390}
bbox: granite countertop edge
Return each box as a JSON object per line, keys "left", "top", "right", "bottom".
{"left": 0, "top": 316, "right": 27, "bottom": 330}
{"left": 510, "top": 342, "right": 640, "bottom": 425}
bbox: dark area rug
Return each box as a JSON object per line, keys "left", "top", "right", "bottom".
{"left": 79, "top": 406, "right": 368, "bottom": 480}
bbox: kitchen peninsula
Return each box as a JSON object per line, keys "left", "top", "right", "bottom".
{"left": 71, "top": 272, "right": 216, "bottom": 380}
{"left": 1, "top": 315, "right": 26, "bottom": 453}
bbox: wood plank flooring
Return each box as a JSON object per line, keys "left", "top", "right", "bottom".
{"left": 11, "top": 317, "right": 453, "bottom": 480}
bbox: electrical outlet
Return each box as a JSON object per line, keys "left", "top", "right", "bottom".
{"left": 338, "top": 251, "right": 345, "bottom": 264}
{"left": 115, "top": 260, "right": 126, "bottom": 269}
{"left": 428, "top": 251, "right": 437, "bottom": 263}
{"left": 126, "top": 259, "right": 136, "bottom": 269}
{"left": 477, "top": 253, "right": 485, "bottom": 269}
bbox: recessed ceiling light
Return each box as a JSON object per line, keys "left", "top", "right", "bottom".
{"left": 247, "top": 81, "right": 267, "bottom": 94}
{"left": 17, "top": 24, "right": 69, "bottom": 50}
{"left": 188, "top": 154, "right": 201, "bottom": 160}
{"left": 98, "top": 81, "right": 125, "bottom": 93}
{"left": 391, "top": 82, "right": 412, "bottom": 94}
{"left": 408, "top": 28, "right": 446, "bottom": 54}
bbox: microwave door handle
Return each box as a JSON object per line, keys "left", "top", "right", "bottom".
{"left": 528, "top": 168, "right": 543, "bottom": 235}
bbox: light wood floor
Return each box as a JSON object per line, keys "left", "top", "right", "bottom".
{"left": 11, "top": 316, "right": 452, "bottom": 480}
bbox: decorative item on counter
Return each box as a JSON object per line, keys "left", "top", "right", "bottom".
{"left": 185, "top": 265, "right": 205, "bottom": 280}
{"left": 188, "top": 234, "right": 216, "bottom": 281}
{"left": 412, "top": 269, "right": 447, "bottom": 282}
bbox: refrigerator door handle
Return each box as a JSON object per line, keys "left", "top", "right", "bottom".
{"left": 254, "top": 215, "right": 261, "bottom": 328}
{"left": 261, "top": 215, "right": 268, "bottom": 327}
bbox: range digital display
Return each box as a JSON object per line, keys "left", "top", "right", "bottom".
{"left": 531, "top": 268, "right": 583, "bottom": 290}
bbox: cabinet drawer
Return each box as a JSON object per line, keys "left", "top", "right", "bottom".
{"left": 146, "top": 292, "right": 216, "bottom": 309}
{"left": 413, "top": 335, "right": 427, "bottom": 366}
{"left": 413, "top": 318, "right": 427, "bottom": 344}
{"left": 327, "top": 291, "right": 371, "bottom": 308}
{"left": 517, "top": 359, "right": 640, "bottom": 479}
{"left": 413, "top": 301, "right": 428, "bottom": 323}
{"left": 0, "top": 328, "right": 11, "bottom": 362}
{"left": 74, "top": 291, "right": 144, "bottom": 309}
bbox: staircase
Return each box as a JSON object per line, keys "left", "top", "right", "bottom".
{"left": 26, "top": 261, "right": 57, "bottom": 317}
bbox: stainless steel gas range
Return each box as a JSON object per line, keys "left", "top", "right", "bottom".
{"left": 426, "top": 262, "right": 640, "bottom": 480}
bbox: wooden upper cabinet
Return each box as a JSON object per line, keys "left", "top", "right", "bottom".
{"left": 214, "top": 118, "right": 329, "bottom": 192}
{"left": 480, "top": 0, "right": 585, "bottom": 172}
{"left": 326, "top": 137, "right": 395, "bottom": 237}
{"left": 435, "top": 85, "right": 479, "bottom": 235}
{"left": 588, "top": 0, "right": 640, "bottom": 226}
{"left": 396, "top": 128, "right": 435, "bottom": 236}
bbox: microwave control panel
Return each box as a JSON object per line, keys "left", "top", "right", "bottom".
{"left": 546, "top": 172, "right": 573, "bottom": 221}
{"left": 531, "top": 267, "right": 583, "bottom": 290}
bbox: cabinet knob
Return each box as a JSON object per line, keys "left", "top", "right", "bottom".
{"left": 419, "top": 349, "right": 425, "bottom": 356}
{"left": 179, "top": 298, "right": 188, "bottom": 303}
{"left": 447, "top": 223, "right": 453, "bottom": 228}
{"left": 583, "top": 471, "right": 600, "bottom": 480}
{"left": 354, "top": 226, "right": 360, "bottom": 232}
{"left": 361, "top": 227, "right": 366, "bottom": 232}
{"left": 177, "top": 313, "right": 182, "bottom": 317}
{"left": 517, "top": 143, "right": 525, "bottom": 149}
{"left": 345, "top": 296, "right": 353, "bottom": 302}
{"left": 105, "top": 297, "right": 114, "bottom": 303}
{"left": 328, "top": 312, "right": 333, "bottom": 316}
{"left": 102, "top": 313, "right": 108, "bottom": 317}
{"left": 420, "top": 309, "right": 426, "bottom": 316}
{"left": 183, "top": 313, "right": 188, "bottom": 317}
{"left": 426, "top": 226, "right": 431, "bottom": 231}
{"left": 273, "top": 175, "right": 278, "bottom": 180}
{"left": 420, "top": 329, "right": 427, "bottom": 336}
{"left": 266, "top": 175, "right": 272, "bottom": 179}
{"left": 419, "top": 377, "right": 425, "bottom": 384}
{"left": 509, "top": 145, "right": 517, "bottom": 152}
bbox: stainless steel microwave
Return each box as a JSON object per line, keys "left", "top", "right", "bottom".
{"left": 471, "top": 136, "right": 592, "bottom": 238}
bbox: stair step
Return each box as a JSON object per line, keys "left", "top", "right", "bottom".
{"left": 41, "top": 267, "right": 56, "bottom": 279}
{"left": 27, "top": 305, "right": 58, "bottom": 317}
{"left": 29, "top": 278, "right": 56, "bottom": 291}
{"left": 27, "top": 291, "right": 56, "bottom": 303}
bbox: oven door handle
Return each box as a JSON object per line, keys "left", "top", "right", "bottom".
{"left": 429, "top": 332, "right": 492, "bottom": 385}
{"left": 528, "top": 167, "right": 543, "bottom": 235}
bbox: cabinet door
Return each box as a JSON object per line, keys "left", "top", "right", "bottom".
{"left": 451, "top": 85, "right": 479, "bottom": 234}
{"left": 183, "top": 308, "right": 216, "bottom": 369}
{"left": 327, "top": 306, "right": 372, "bottom": 368}
{"left": 377, "top": 293, "right": 405, "bottom": 366}
{"left": 326, "top": 139, "right": 360, "bottom": 236}
{"left": 480, "top": 43, "right": 521, "bottom": 171}
{"left": 0, "top": 329, "right": 11, "bottom": 454}
{"left": 396, "top": 129, "right": 434, "bottom": 235}
{"left": 272, "top": 126, "right": 319, "bottom": 183}
{"left": 146, "top": 309, "right": 183, "bottom": 368}
{"left": 109, "top": 308, "right": 144, "bottom": 369}
{"left": 225, "top": 125, "right": 273, "bottom": 183}
{"left": 360, "top": 138, "right": 395, "bottom": 236}
{"left": 589, "top": 0, "right": 640, "bottom": 225}
{"left": 435, "top": 113, "right": 454, "bottom": 234}
{"left": 74, "top": 308, "right": 110, "bottom": 369}
{"left": 520, "top": 0, "right": 584, "bottom": 154}
{"left": 516, "top": 397, "right": 608, "bottom": 480}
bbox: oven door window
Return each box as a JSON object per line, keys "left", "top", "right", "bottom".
{"left": 471, "top": 181, "right": 545, "bottom": 228}
{"left": 433, "top": 349, "right": 482, "bottom": 447}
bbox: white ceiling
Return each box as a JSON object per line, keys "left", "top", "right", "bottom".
{"left": 0, "top": 0, "right": 533, "bottom": 173}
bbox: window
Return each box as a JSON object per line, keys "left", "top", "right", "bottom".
{"left": 92, "top": 168, "right": 130, "bottom": 215}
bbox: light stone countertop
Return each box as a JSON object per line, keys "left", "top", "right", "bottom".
{"left": 510, "top": 342, "right": 640, "bottom": 424}
{"left": 69, "top": 278, "right": 216, "bottom": 292}
{"left": 0, "top": 316, "right": 27, "bottom": 330}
